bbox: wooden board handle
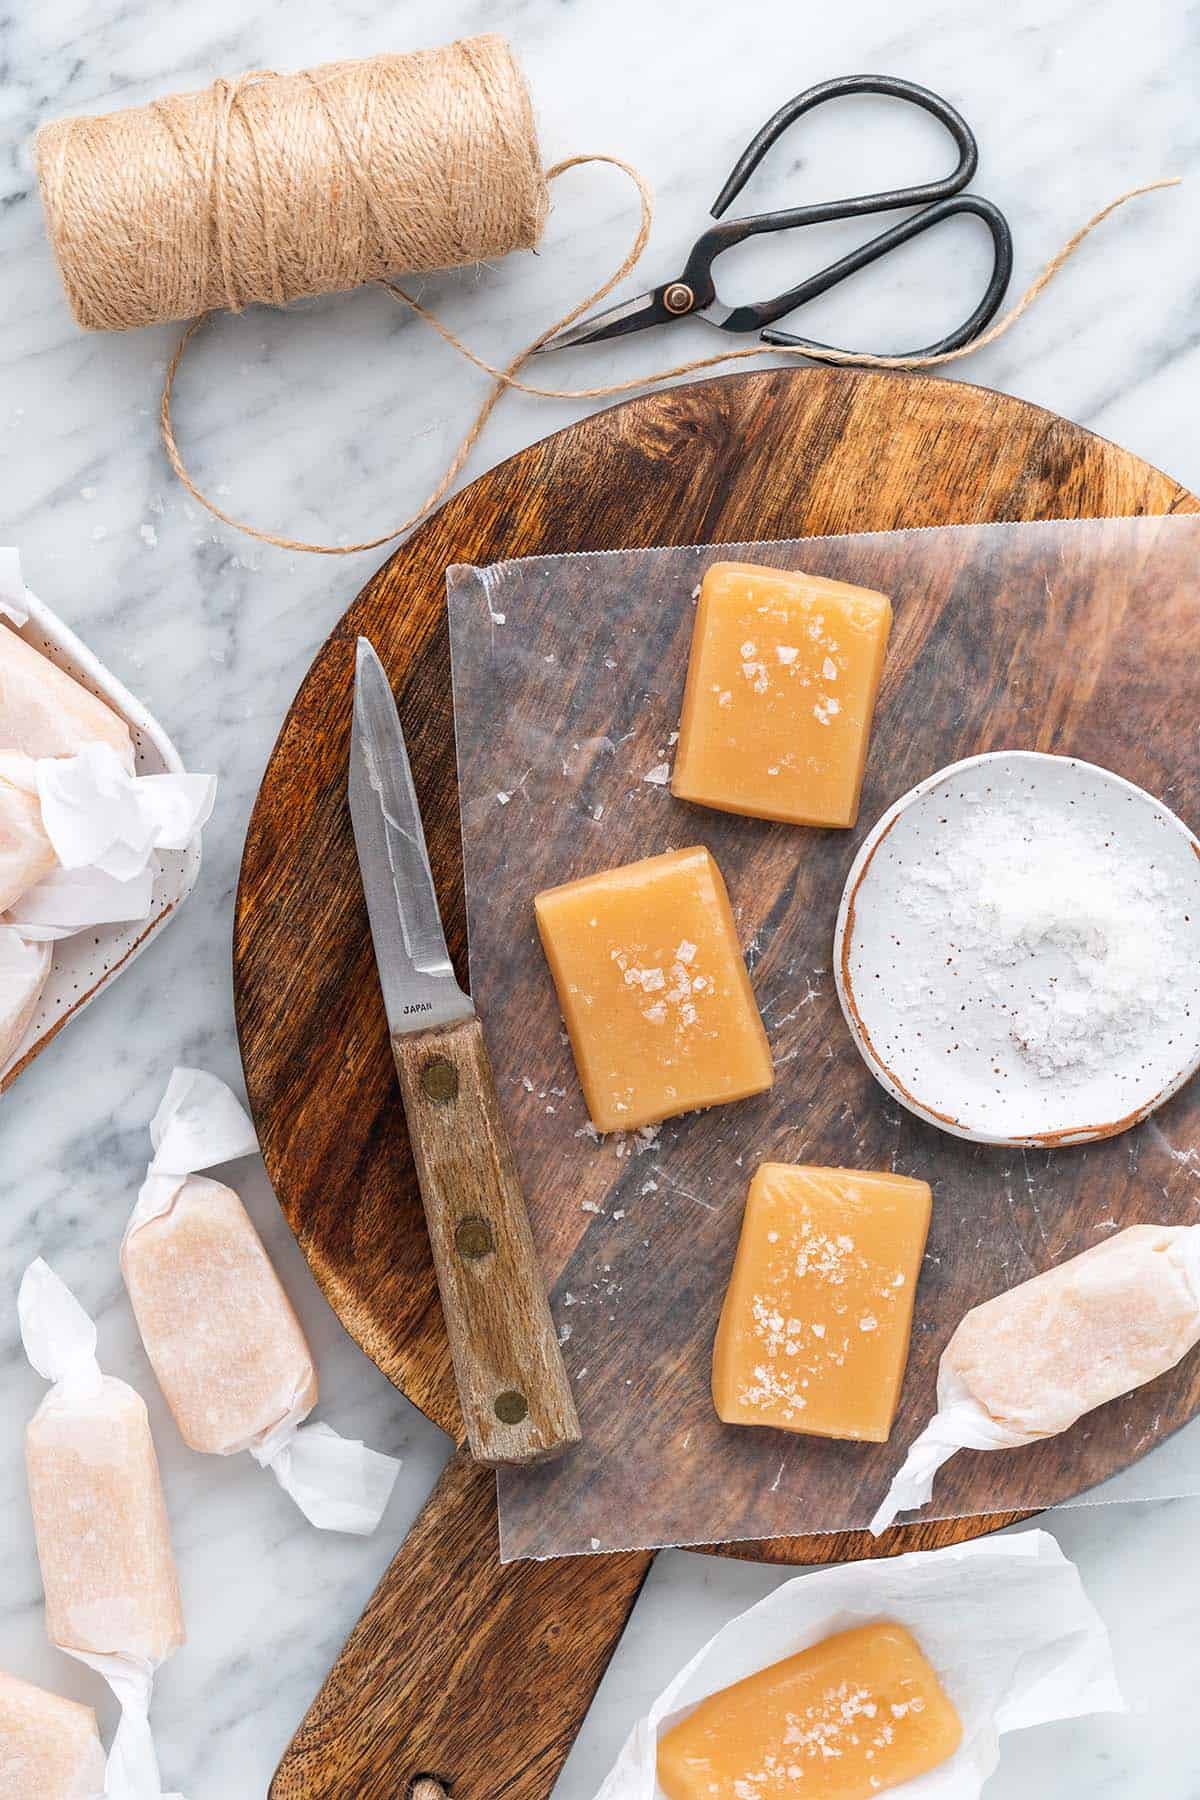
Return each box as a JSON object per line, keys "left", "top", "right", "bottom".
{"left": 270, "top": 1448, "right": 653, "bottom": 1799}
{"left": 393, "top": 1015, "right": 581, "bottom": 1465}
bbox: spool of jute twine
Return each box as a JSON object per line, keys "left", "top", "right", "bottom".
{"left": 37, "top": 37, "right": 548, "bottom": 330}
{"left": 35, "top": 35, "right": 1180, "bottom": 557}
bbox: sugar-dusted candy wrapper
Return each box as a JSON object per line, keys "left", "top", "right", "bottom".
{"left": 0, "top": 927, "right": 51, "bottom": 1066}
{"left": 128, "top": 1172, "right": 317, "bottom": 1456}
{"left": 0, "top": 1668, "right": 106, "bottom": 1800}
{"left": 597, "top": 1530, "right": 1122, "bottom": 1800}
{"left": 871, "top": 1223, "right": 1200, "bottom": 1534}
{"left": 0, "top": 563, "right": 133, "bottom": 769}
{"left": 3, "top": 745, "right": 215, "bottom": 943}
{"left": 123, "top": 1068, "right": 401, "bottom": 1534}
{"left": 0, "top": 552, "right": 214, "bottom": 940}
{"left": 0, "top": 758, "right": 56, "bottom": 913}
{"left": 19, "top": 1259, "right": 185, "bottom": 1800}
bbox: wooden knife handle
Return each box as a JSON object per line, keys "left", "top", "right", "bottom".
{"left": 270, "top": 1448, "right": 653, "bottom": 1799}
{"left": 392, "top": 1015, "right": 581, "bottom": 1465}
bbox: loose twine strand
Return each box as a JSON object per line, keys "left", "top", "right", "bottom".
{"left": 35, "top": 40, "right": 1180, "bottom": 558}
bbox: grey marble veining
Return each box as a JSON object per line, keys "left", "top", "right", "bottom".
{"left": 2, "top": 0, "right": 1199, "bottom": 1794}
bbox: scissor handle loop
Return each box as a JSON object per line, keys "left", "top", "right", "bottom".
{"left": 711, "top": 74, "right": 978, "bottom": 223}
{"left": 759, "top": 194, "right": 1014, "bottom": 356}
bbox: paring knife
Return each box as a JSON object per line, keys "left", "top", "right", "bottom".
{"left": 349, "top": 637, "right": 580, "bottom": 1466}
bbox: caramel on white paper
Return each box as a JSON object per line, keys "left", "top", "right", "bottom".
{"left": 596, "top": 1531, "right": 1121, "bottom": 1800}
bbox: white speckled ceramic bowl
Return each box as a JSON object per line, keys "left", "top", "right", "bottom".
{"left": 0, "top": 587, "right": 201, "bottom": 1091}
{"left": 834, "top": 751, "right": 1200, "bottom": 1146}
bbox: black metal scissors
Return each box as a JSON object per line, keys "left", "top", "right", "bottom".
{"left": 537, "top": 74, "right": 1013, "bottom": 360}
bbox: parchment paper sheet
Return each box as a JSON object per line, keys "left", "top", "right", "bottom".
{"left": 449, "top": 519, "right": 1200, "bottom": 1559}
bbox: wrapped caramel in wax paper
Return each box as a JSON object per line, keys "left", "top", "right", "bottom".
{"left": 19, "top": 1259, "right": 185, "bottom": 1800}
{"left": 872, "top": 1224, "right": 1200, "bottom": 1533}
{"left": 0, "top": 1668, "right": 106, "bottom": 1800}
{"left": 0, "top": 550, "right": 214, "bottom": 945}
{"left": 0, "top": 743, "right": 214, "bottom": 944}
{"left": 0, "top": 929, "right": 51, "bottom": 1066}
{"left": 0, "top": 551, "right": 132, "bottom": 768}
{"left": 122, "top": 1068, "right": 400, "bottom": 1534}
{"left": 0, "top": 759, "right": 56, "bottom": 911}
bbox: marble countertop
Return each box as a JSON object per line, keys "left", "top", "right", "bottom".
{"left": 2, "top": 0, "right": 1199, "bottom": 1794}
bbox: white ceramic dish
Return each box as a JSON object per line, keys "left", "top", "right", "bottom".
{"left": 0, "top": 586, "right": 201, "bottom": 1091}
{"left": 834, "top": 751, "right": 1200, "bottom": 1146}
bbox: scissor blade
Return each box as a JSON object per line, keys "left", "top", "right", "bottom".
{"left": 534, "top": 288, "right": 670, "bottom": 353}
{"left": 349, "top": 638, "right": 474, "bottom": 1037}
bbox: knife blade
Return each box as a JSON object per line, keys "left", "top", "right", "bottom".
{"left": 349, "top": 638, "right": 474, "bottom": 1035}
{"left": 349, "top": 638, "right": 580, "bottom": 1467}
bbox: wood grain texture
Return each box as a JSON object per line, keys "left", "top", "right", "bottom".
{"left": 269, "top": 1448, "right": 652, "bottom": 1800}
{"left": 392, "top": 1016, "right": 580, "bottom": 1465}
{"left": 235, "top": 365, "right": 1198, "bottom": 1490}
{"left": 234, "top": 367, "right": 1198, "bottom": 1795}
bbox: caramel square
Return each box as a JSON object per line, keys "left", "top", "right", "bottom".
{"left": 672, "top": 561, "right": 892, "bottom": 827}
{"left": 535, "top": 845, "right": 773, "bottom": 1132}
{"left": 713, "top": 1164, "right": 930, "bottom": 1441}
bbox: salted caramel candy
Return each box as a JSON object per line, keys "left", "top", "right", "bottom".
{"left": 0, "top": 622, "right": 133, "bottom": 768}
{"left": 0, "top": 1670, "right": 105, "bottom": 1800}
{"left": 657, "top": 1621, "right": 962, "bottom": 1800}
{"left": 123, "top": 1175, "right": 317, "bottom": 1456}
{"left": 535, "top": 845, "right": 773, "bottom": 1132}
{"left": 713, "top": 1165, "right": 931, "bottom": 1441}
{"left": 671, "top": 561, "right": 892, "bottom": 828}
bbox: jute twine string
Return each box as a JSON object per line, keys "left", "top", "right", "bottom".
{"left": 35, "top": 38, "right": 1180, "bottom": 557}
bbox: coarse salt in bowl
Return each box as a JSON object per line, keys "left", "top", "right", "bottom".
{"left": 834, "top": 751, "right": 1200, "bottom": 1146}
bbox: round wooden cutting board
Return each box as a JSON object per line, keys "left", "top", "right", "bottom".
{"left": 234, "top": 367, "right": 1199, "bottom": 1800}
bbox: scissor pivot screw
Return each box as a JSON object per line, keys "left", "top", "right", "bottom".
{"left": 664, "top": 283, "right": 694, "bottom": 315}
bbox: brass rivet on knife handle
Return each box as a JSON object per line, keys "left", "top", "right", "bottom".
{"left": 420, "top": 1056, "right": 459, "bottom": 1103}
{"left": 455, "top": 1215, "right": 495, "bottom": 1260}
{"left": 494, "top": 1390, "right": 529, "bottom": 1424}
{"left": 392, "top": 1014, "right": 581, "bottom": 1465}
